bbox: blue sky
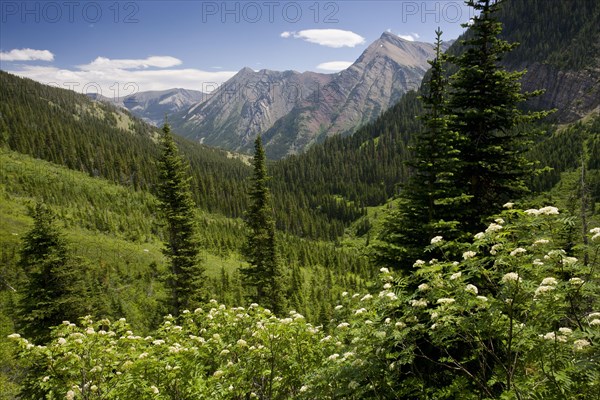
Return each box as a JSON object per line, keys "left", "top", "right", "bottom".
{"left": 1, "top": 1, "right": 473, "bottom": 96}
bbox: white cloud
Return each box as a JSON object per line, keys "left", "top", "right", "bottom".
{"left": 398, "top": 34, "right": 416, "bottom": 42}
{"left": 0, "top": 48, "right": 54, "bottom": 62}
{"left": 386, "top": 30, "right": 421, "bottom": 42}
{"left": 316, "top": 61, "right": 353, "bottom": 72}
{"left": 281, "top": 29, "right": 365, "bottom": 48}
{"left": 5, "top": 63, "right": 237, "bottom": 97}
{"left": 78, "top": 56, "right": 182, "bottom": 70}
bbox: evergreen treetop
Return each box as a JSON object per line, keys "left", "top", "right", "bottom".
{"left": 17, "top": 203, "right": 89, "bottom": 343}
{"left": 157, "top": 123, "right": 205, "bottom": 315}
{"left": 374, "top": 29, "right": 469, "bottom": 270}
{"left": 447, "top": 0, "right": 552, "bottom": 230}
{"left": 241, "top": 135, "right": 286, "bottom": 314}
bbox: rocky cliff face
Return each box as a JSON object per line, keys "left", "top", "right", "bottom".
{"left": 262, "top": 32, "right": 436, "bottom": 158}
{"left": 173, "top": 67, "right": 332, "bottom": 151}
{"left": 173, "top": 32, "right": 437, "bottom": 158}
{"left": 515, "top": 62, "right": 600, "bottom": 122}
{"left": 494, "top": 0, "right": 600, "bottom": 123}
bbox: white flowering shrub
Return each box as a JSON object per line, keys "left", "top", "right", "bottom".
{"left": 9, "top": 304, "right": 327, "bottom": 399}
{"left": 9, "top": 206, "right": 600, "bottom": 399}
{"left": 368, "top": 206, "right": 600, "bottom": 398}
{"left": 296, "top": 206, "right": 600, "bottom": 398}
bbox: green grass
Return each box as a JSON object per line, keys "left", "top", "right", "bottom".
{"left": 0, "top": 147, "right": 370, "bottom": 318}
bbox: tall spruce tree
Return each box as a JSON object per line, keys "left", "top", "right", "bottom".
{"left": 17, "top": 203, "right": 89, "bottom": 343}
{"left": 447, "top": 0, "right": 550, "bottom": 230}
{"left": 241, "top": 135, "right": 286, "bottom": 314}
{"left": 157, "top": 123, "right": 204, "bottom": 315}
{"left": 374, "top": 29, "right": 469, "bottom": 270}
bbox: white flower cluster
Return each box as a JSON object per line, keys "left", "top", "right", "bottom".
{"left": 535, "top": 285, "right": 555, "bottom": 296}
{"left": 409, "top": 299, "right": 428, "bottom": 308}
{"left": 501, "top": 272, "right": 521, "bottom": 284}
{"left": 395, "top": 321, "right": 406, "bottom": 329}
{"left": 541, "top": 277, "right": 557, "bottom": 286}
{"left": 490, "top": 244, "right": 503, "bottom": 255}
{"left": 574, "top": 339, "right": 591, "bottom": 350}
{"left": 509, "top": 247, "right": 527, "bottom": 256}
{"left": 562, "top": 256, "right": 578, "bottom": 266}
{"left": 524, "top": 206, "right": 559, "bottom": 216}
{"left": 430, "top": 236, "right": 443, "bottom": 245}
{"left": 590, "top": 227, "right": 600, "bottom": 241}
{"left": 417, "top": 283, "right": 430, "bottom": 292}
{"left": 462, "top": 251, "right": 476, "bottom": 260}
{"left": 541, "top": 331, "right": 567, "bottom": 342}
{"left": 450, "top": 272, "right": 462, "bottom": 280}
{"left": 485, "top": 223, "right": 503, "bottom": 234}
{"left": 465, "top": 284, "right": 478, "bottom": 295}
{"left": 360, "top": 294, "right": 373, "bottom": 302}
{"left": 535, "top": 276, "right": 558, "bottom": 297}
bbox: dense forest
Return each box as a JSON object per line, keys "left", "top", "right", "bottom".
{"left": 1, "top": 0, "right": 600, "bottom": 398}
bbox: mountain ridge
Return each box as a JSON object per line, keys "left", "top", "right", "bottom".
{"left": 169, "top": 32, "right": 438, "bottom": 158}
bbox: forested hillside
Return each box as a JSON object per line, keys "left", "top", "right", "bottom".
{"left": 0, "top": 72, "right": 362, "bottom": 240}
{"left": 0, "top": 71, "right": 250, "bottom": 217}
{"left": 0, "top": 148, "right": 371, "bottom": 319}
{"left": 498, "top": 0, "right": 600, "bottom": 70}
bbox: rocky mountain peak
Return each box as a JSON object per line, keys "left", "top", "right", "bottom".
{"left": 146, "top": 32, "right": 438, "bottom": 157}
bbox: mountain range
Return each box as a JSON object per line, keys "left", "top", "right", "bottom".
{"left": 97, "top": 32, "right": 448, "bottom": 158}
{"left": 96, "top": 6, "right": 600, "bottom": 160}
{"left": 89, "top": 88, "right": 206, "bottom": 126}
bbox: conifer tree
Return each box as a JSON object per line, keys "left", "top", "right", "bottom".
{"left": 447, "top": 0, "right": 550, "bottom": 230}
{"left": 374, "top": 29, "right": 468, "bottom": 269}
{"left": 157, "top": 123, "right": 204, "bottom": 315}
{"left": 17, "top": 203, "right": 89, "bottom": 343}
{"left": 241, "top": 135, "right": 286, "bottom": 314}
